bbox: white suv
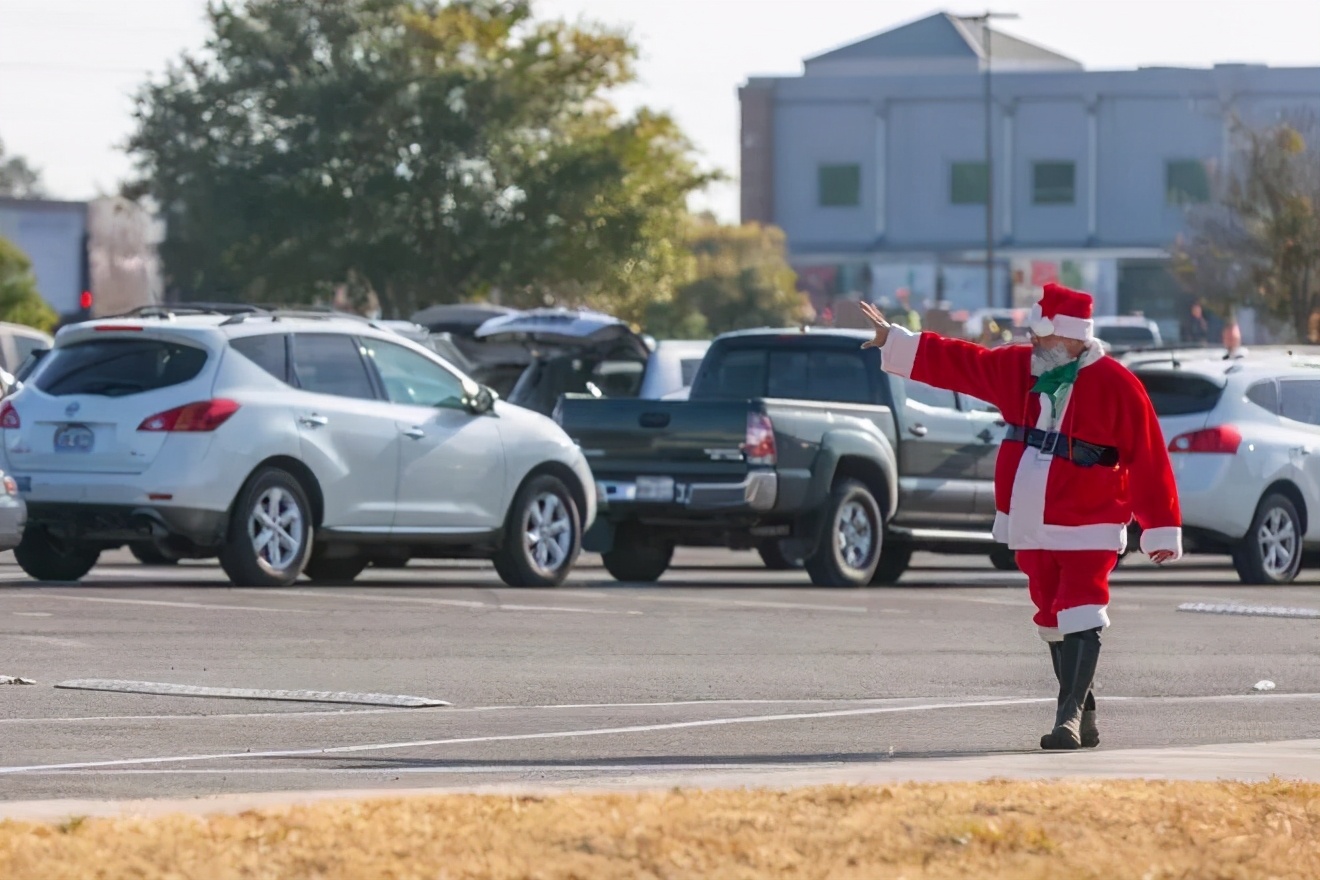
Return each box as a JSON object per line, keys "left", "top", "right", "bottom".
{"left": 1, "top": 308, "right": 597, "bottom": 587}
{"left": 1128, "top": 352, "right": 1320, "bottom": 584}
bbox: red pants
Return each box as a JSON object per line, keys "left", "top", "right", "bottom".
{"left": 1015, "top": 550, "right": 1118, "bottom": 638}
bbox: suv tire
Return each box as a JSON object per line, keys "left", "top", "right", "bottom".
{"left": 805, "top": 479, "right": 882, "bottom": 587}
{"left": 15, "top": 528, "right": 100, "bottom": 582}
{"left": 492, "top": 474, "right": 582, "bottom": 587}
{"left": 130, "top": 543, "right": 180, "bottom": 566}
{"left": 1232, "top": 492, "right": 1303, "bottom": 585}
{"left": 302, "top": 550, "right": 369, "bottom": 584}
{"left": 219, "top": 467, "right": 314, "bottom": 587}
{"left": 602, "top": 522, "right": 674, "bottom": 583}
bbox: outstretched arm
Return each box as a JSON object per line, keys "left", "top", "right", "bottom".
{"left": 860, "top": 301, "right": 1020, "bottom": 407}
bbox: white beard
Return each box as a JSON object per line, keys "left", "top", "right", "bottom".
{"left": 1031, "top": 344, "right": 1074, "bottom": 376}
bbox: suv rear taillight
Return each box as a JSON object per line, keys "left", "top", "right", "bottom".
{"left": 1168, "top": 425, "right": 1241, "bottom": 454}
{"left": 0, "top": 402, "right": 18, "bottom": 429}
{"left": 743, "top": 411, "right": 777, "bottom": 465}
{"left": 138, "top": 399, "right": 240, "bottom": 432}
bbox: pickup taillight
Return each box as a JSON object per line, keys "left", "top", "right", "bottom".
{"left": 743, "top": 411, "right": 777, "bottom": 466}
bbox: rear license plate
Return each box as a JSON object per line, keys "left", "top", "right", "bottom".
{"left": 634, "top": 476, "right": 674, "bottom": 502}
{"left": 54, "top": 424, "right": 94, "bottom": 453}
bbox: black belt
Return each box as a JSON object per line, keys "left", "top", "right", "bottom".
{"left": 1003, "top": 424, "right": 1120, "bottom": 468}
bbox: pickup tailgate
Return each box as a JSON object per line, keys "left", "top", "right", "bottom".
{"left": 557, "top": 395, "right": 758, "bottom": 506}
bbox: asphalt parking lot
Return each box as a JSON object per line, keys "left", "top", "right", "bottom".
{"left": 3, "top": 547, "right": 1320, "bottom": 808}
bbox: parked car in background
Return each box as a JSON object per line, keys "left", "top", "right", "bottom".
{"left": 1128, "top": 351, "right": 1320, "bottom": 584}
{"left": 477, "top": 308, "right": 654, "bottom": 417}
{"left": 1, "top": 307, "right": 595, "bottom": 587}
{"left": 557, "top": 326, "right": 1006, "bottom": 587}
{"left": 0, "top": 466, "right": 25, "bottom": 551}
{"left": 0, "top": 322, "right": 53, "bottom": 377}
{"left": 410, "top": 302, "right": 529, "bottom": 397}
{"left": 639, "top": 339, "right": 711, "bottom": 400}
{"left": 1094, "top": 315, "right": 1162, "bottom": 353}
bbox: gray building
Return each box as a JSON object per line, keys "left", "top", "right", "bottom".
{"left": 740, "top": 11, "right": 1320, "bottom": 339}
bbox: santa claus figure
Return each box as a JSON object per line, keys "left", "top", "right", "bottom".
{"left": 860, "top": 283, "right": 1181, "bottom": 750}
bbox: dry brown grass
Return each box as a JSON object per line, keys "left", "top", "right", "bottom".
{"left": 4, "top": 779, "right": 1320, "bottom": 879}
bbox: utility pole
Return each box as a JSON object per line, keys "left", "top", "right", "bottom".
{"left": 959, "top": 11, "right": 1019, "bottom": 309}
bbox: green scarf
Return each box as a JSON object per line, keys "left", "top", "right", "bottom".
{"left": 1030, "top": 358, "right": 1080, "bottom": 420}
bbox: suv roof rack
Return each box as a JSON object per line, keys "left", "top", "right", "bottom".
{"left": 219, "top": 306, "right": 376, "bottom": 327}
{"left": 113, "top": 303, "right": 267, "bottom": 320}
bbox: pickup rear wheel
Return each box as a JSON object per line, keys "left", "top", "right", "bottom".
{"left": 805, "top": 479, "right": 882, "bottom": 588}
{"left": 602, "top": 523, "right": 673, "bottom": 583}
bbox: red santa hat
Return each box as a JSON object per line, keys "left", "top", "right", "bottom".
{"left": 1027, "top": 283, "right": 1094, "bottom": 341}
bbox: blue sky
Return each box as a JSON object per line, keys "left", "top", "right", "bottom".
{"left": 3, "top": 0, "right": 1319, "bottom": 221}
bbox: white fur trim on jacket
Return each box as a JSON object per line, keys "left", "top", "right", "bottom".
{"left": 1038, "top": 626, "right": 1063, "bottom": 643}
{"left": 1057, "top": 604, "right": 1111, "bottom": 633}
{"left": 880, "top": 325, "right": 920, "bottom": 378}
{"left": 1139, "top": 526, "right": 1183, "bottom": 559}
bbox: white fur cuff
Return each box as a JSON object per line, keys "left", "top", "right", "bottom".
{"left": 881, "top": 325, "right": 920, "bottom": 378}
{"left": 1139, "top": 526, "right": 1183, "bottom": 560}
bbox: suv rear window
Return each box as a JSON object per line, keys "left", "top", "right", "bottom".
{"left": 1098, "top": 326, "right": 1157, "bottom": 347}
{"left": 1135, "top": 372, "right": 1223, "bottom": 416}
{"left": 34, "top": 339, "right": 208, "bottom": 397}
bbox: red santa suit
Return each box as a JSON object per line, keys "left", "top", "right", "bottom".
{"left": 879, "top": 284, "right": 1182, "bottom": 640}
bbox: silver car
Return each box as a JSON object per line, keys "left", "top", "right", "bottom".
{"left": 0, "top": 468, "right": 26, "bottom": 551}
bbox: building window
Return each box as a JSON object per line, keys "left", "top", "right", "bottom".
{"left": 818, "top": 164, "right": 861, "bottom": 207}
{"left": 950, "top": 162, "right": 988, "bottom": 205}
{"left": 1166, "top": 160, "right": 1211, "bottom": 205}
{"left": 1032, "top": 161, "right": 1075, "bottom": 205}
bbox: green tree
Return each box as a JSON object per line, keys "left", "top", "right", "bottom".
{"left": 1172, "top": 115, "right": 1320, "bottom": 342}
{"left": 0, "top": 237, "right": 59, "bottom": 334}
{"left": 127, "top": 0, "right": 711, "bottom": 322}
{"left": 646, "top": 217, "right": 809, "bottom": 338}
{"left": 0, "top": 136, "right": 45, "bottom": 199}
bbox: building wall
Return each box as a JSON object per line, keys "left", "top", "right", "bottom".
{"left": 751, "top": 66, "right": 1320, "bottom": 254}
{"left": 738, "top": 84, "right": 776, "bottom": 225}
{"left": 0, "top": 198, "right": 87, "bottom": 315}
{"left": 749, "top": 64, "right": 1320, "bottom": 334}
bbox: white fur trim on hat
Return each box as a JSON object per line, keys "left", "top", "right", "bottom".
{"left": 1028, "top": 303, "right": 1092, "bottom": 341}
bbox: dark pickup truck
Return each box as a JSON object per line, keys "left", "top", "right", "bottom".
{"left": 555, "top": 327, "right": 1010, "bottom": 586}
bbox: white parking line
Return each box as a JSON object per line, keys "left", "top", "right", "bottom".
{"left": 237, "top": 588, "right": 643, "bottom": 616}
{"left": 4, "top": 592, "right": 312, "bottom": 613}
{"left": 11, "top": 635, "right": 86, "bottom": 649}
{"left": 23, "top": 764, "right": 827, "bottom": 776}
{"left": 553, "top": 590, "right": 868, "bottom": 613}
{"left": 0, "top": 698, "right": 1055, "bottom": 774}
{"left": 0, "top": 697, "right": 949, "bottom": 726}
{"left": 54, "top": 680, "right": 450, "bottom": 708}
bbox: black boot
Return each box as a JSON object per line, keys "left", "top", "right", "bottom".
{"left": 1049, "top": 641, "right": 1099, "bottom": 748}
{"left": 1041, "top": 628, "right": 1101, "bottom": 750}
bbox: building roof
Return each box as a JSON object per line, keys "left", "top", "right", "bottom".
{"left": 804, "top": 12, "right": 1080, "bottom": 73}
